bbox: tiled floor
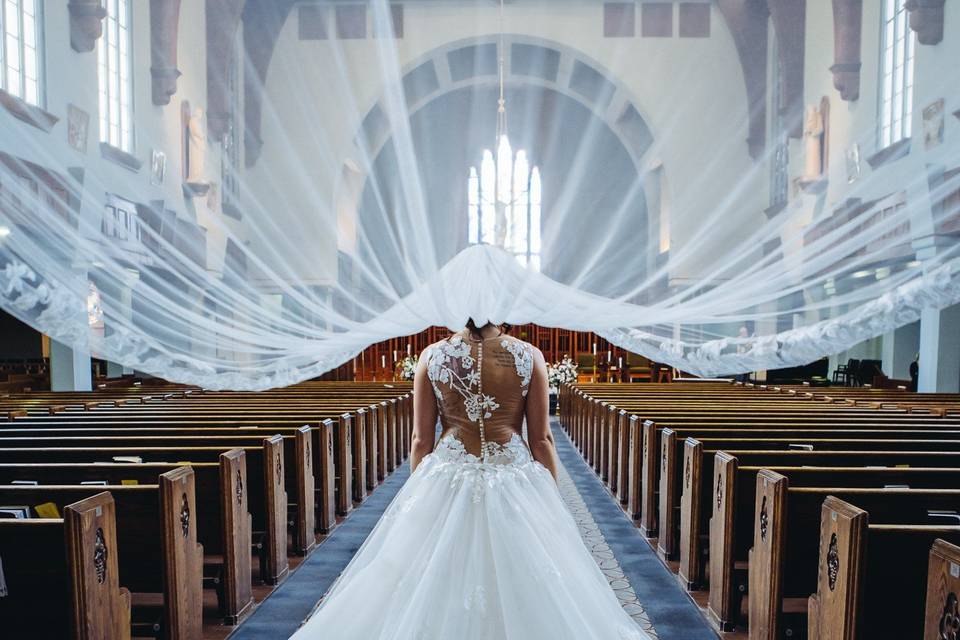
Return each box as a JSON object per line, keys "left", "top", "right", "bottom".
{"left": 556, "top": 461, "right": 659, "bottom": 638}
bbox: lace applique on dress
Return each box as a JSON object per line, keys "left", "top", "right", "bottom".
{"left": 432, "top": 432, "right": 530, "bottom": 466}
{"left": 463, "top": 585, "right": 487, "bottom": 614}
{"left": 427, "top": 336, "right": 499, "bottom": 421}
{"left": 500, "top": 338, "right": 533, "bottom": 395}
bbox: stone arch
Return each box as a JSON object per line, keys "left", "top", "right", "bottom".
{"left": 354, "top": 34, "right": 657, "bottom": 173}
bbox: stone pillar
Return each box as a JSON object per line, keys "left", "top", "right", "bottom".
{"left": 918, "top": 303, "right": 960, "bottom": 393}
{"left": 50, "top": 339, "right": 93, "bottom": 391}
{"left": 881, "top": 321, "right": 920, "bottom": 379}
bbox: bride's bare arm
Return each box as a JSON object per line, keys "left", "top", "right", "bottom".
{"left": 526, "top": 348, "right": 560, "bottom": 483}
{"left": 410, "top": 353, "right": 438, "bottom": 472}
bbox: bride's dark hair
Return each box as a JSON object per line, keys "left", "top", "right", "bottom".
{"left": 466, "top": 318, "right": 511, "bottom": 340}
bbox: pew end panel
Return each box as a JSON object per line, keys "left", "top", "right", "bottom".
{"left": 64, "top": 492, "right": 133, "bottom": 640}
{"left": 317, "top": 419, "right": 336, "bottom": 534}
{"left": 218, "top": 449, "right": 254, "bottom": 625}
{"left": 678, "top": 437, "right": 703, "bottom": 589}
{"left": 364, "top": 404, "right": 380, "bottom": 491}
{"left": 640, "top": 420, "right": 658, "bottom": 537}
{"left": 379, "top": 401, "right": 392, "bottom": 475}
{"left": 335, "top": 414, "right": 354, "bottom": 516}
{"left": 262, "top": 435, "right": 289, "bottom": 586}
{"left": 604, "top": 404, "right": 617, "bottom": 487}
{"left": 925, "top": 538, "right": 960, "bottom": 639}
{"left": 807, "top": 496, "right": 867, "bottom": 640}
{"left": 352, "top": 409, "right": 368, "bottom": 503}
{"left": 158, "top": 467, "right": 204, "bottom": 640}
{"left": 747, "top": 469, "right": 789, "bottom": 640}
{"left": 294, "top": 426, "right": 317, "bottom": 555}
{"left": 387, "top": 399, "right": 400, "bottom": 470}
{"left": 616, "top": 410, "right": 630, "bottom": 505}
{"left": 657, "top": 428, "right": 678, "bottom": 560}
{"left": 625, "top": 415, "right": 642, "bottom": 519}
{"left": 707, "top": 451, "right": 739, "bottom": 632}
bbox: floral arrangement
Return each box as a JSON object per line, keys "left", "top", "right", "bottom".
{"left": 547, "top": 356, "right": 578, "bottom": 394}
{"left": 396, "top": 355, "right": 418, "bottom": 381}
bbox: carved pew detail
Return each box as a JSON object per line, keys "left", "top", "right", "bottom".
{"left": 218, "top": 449, "right": 254, "bottom": 624}
{"left": 604, "top": 404, "right": 617, "bottom": 485}
{"left": 294, "top": 426, "right": 316, "bottom": 555}
{"left": 365, "top": 405, "right": 379, "bottom": 490}
{"left": 626, "top": 415, "right": 642, "bottom": 519}
{"left": 158, "top": 466, "right": 204, "bottom": 640}
{"left": 640, "top": 420, "right": 658, "bottom": 537}
{"left": 678, "top": 437, "right": 703, "bottom": 588}
{"left": 807, "top": 496, "right": 867, "bottom": 640}
{"left": 925, "top": 539, "right": 960, "bottom": 638}
{"left": 616, "top": 410, "right": 630, "bottom": 504}
{"left": 747, "top": 469, "right": 788, "bottom": 640}
{"left": 64, "top": 492, "right": 132, "bottom": 639}
{"left": 658, "top": 428, "right": 679, "bottom": 559}
{"left": 597, "top": 401, "right": 609, "bottom": 479}
{"left": 593, "top": 399, "right": 604, "bottom": 473}
{"left": 352, "top": 408, "right": 368, "bottom": 502}
{"left": 336, "top": 414, "right": 353, "bottom": 515}
{"left": 707, "top": 451, "right": 739, "bottom": 632}
{"left": 379, "top": 401, "right": 390, "bottom": 477}
{"left": 317, "top": 419, "right": 336, "bottom": 533}
{"left": 262, "top": 435, "right": 289, "bottom": 585}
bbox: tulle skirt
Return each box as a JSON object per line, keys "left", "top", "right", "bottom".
{"left": 290, "top": 433, "right": 650, "bottom": 640}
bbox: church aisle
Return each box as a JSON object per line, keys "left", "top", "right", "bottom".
{"left": 228, "top": 420, "right": 714, "bottom": 639}
{"left": 552, "top": 422, "right": 717, "bottom": 640}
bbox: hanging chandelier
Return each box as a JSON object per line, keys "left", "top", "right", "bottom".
{"left": 465, "top": 0, "right": 542, "bottom": 269}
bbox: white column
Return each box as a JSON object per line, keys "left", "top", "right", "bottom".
{"left": 881, "top": 321, "right": 920, "bottom": 379}
{"left": 918, "top": 303, "right": 960, "bottom": 393}
{"left": 50, "top": 339, "right": 93, "bottom": 391}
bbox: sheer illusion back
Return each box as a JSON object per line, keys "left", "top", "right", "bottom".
{"left": 426, "top": 330, "right": 534, "bottom": 462}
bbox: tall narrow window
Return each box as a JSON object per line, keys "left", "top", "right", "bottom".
{"left": 467, "top": 135, "right": 541, "bottom": 270}
{"left": 0, "top": 0, "right": 44, "bottom": 106}
{"left": 769, "top": 38, "right": 788, "bottom": 209}
{"left": 878, "top": 0, "right": 914, "bottom": 149}
{"left": 222, "top": 27, "right": 243, "bottom": 211}
{"left": 99, "top": 0, "right": 134, "bottom": 152}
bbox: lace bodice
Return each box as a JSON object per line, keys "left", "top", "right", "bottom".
{"left": 425, "top": 331, "right": 536, "bottom": 463}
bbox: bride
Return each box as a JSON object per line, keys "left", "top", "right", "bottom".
{"left": 290, "top": 321, "right": 650, "bottom": 639}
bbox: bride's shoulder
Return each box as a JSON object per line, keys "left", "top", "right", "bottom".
{"left": 500, "top": 335, "right": 544, "bottom": 361}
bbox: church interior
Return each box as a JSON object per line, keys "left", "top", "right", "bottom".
{"left": 0, "top": 0, "right": 958, "bottom": 638}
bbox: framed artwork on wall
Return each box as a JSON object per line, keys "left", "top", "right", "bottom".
{"left": 67, "top": 104, "right": 89, "bottom": 153}
{"left": 151, "top": 149, "right": 167, "bottom": 186}
{"left": 922, "top": 98, "right": 945, "bottom": 150}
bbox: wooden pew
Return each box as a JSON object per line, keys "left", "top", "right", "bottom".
{"left": 745, "top": 482, "right": 960, "bottom": 637}
{"left": 658, "top": 431, "right": 960, "bottom": 559}
{"left": 0, "top": 470, "right": 203, "bottom": 638}
{"left": 0, "top": 492, "right": 131, "bottom": 639}
{"left": 0, "top": 443, "right": 289, "bottom": 586}
{"left": 0, "top": 455, "right": 256, "bottom": 625}
{"left": 707, "top": 454, "right": 960, "bottom": 631}
{"left": 677, "top": 452, "right": 960, "bottom": 591}
{"left": 0, "top": 421, "right": 328, "bottom": 549}
{"left": 806, "top": 498, "right": 960, "bottom": 639}
{"left": 924, "top": 538, "right": 960, "bottom": 638}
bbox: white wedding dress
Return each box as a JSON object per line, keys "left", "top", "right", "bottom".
{"left": 290, "top": 332, "right": 650, "bottom": 639}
